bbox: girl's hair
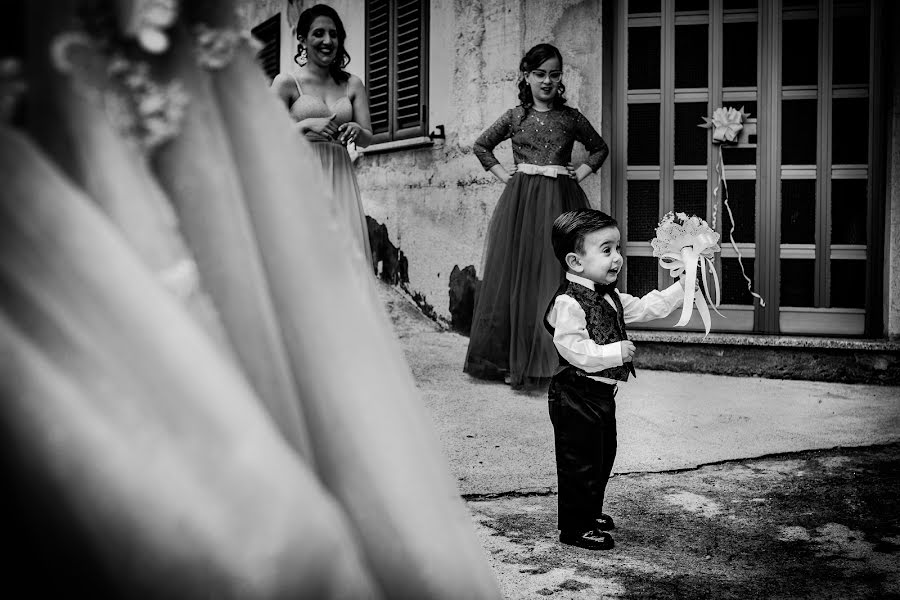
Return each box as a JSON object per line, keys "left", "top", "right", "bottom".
{"left": 295, "top": 4, "right": 351, "bottom": 83}
{"left": 551, "top": 209, "right": 618, "bottom": 267}
{"left": 517, "top": 43, "right": 568, "bottom": 112}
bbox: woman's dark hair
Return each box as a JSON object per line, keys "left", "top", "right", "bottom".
{"left": 517, "top": 43, "right": 567, "bottom": 110}
{"left": 295, "top": 4, "right": 351, "bottom": 83}
{"left": 551, "top": 209, "right": 618, "bottom": 267}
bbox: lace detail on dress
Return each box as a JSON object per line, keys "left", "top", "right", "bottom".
{"left": 193, "top": 23, "right": 262, "bottom": 70}
{"left": 473, "top": 106, "right": 609, "bottom": 172}
{"left": 117, "top": 0, "right": 179, "bottom": 53}
{"left": 51, "top": 31, "right": 189, "bottom": 153}
{"left": 0, "top": 58, "right": 26, "bottom": 124}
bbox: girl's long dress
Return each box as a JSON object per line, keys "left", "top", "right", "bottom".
{"left": 464, "top": 105, "right": 609, "bottom": 388}
{"left": 288, "top": 77, "right": 374, "bottom": 271}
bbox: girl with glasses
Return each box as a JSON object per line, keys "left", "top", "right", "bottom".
{"left": 464, "top": 43, "right": 609, "bottom": 390}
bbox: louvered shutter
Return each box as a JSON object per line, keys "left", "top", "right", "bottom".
{"left": 393, "top": 0, "right": 425, "bottom": 139}
{"left": 251, "top": 15, "right": 281, "bottom": 83}
{"left": 366, "top": 0, "right": 428, "bottom": 143}
{"left": 367, "top": 0, "right": 391, "bottom": 141}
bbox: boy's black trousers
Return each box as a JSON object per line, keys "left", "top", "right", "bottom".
{"left": 548, "top": 367, "right": 618, "bottom": 534}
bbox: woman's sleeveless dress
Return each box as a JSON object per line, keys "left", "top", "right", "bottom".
{"left": 289, "top": 75, "right": 374, "bottom": 270}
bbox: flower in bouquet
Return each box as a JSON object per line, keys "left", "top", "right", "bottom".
{"left": 650, "top": 212, "right": 723, "bottom": 335}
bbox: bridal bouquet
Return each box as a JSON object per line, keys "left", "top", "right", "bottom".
{"left": 650, "top": 212, "right": 723, "bottom": 335}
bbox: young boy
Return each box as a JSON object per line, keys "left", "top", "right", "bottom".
{"left": 544, "top": 208, "right": 685, "bottom": 550}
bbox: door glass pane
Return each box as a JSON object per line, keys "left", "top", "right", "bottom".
{"left": 675, "top": 24, "right": 708, "bottom": 88}
{"left": 781, "top": 180, "right": 816, "bottom": 244}
{"left": 674, "top": 180, "right": 708, "bottom": 221}
{"left": 721, "top": 257, "right": 755, "bottom": 305}
{"left": 833, "top": 7, "right": 869, "bottom": 85}
{"left": 782, "top": 99, "right": 817, "bottom": 165}
{"left": 627, "top": 180, "right": 660, "bottom": 241}
{"left": 832, "top": 98, "right": 868, "bottom": 165}
{"left": 722, "top": 180, "right": 756, "bottom": 243}
{"left": 675, "top": 102, "right": 708, "bottom": 165}
{"left": 723, "top": 0, "right": 757, "bottom": 8}
{"left": 675, "top": 0, "right": 708, "bottom": 12}
{"left": 830, "top": 259, "right": 865, "bottom": 308}
{"left": 831, "top": 179, "right": 867, "bottom": 244}
{"left": 782, "top": 19, "right": 818, "bottom": 86}
{"left": 723, "top": 22, "right": 757, "bottom": 88}
{"left": 783, "top": 0, "right": 815, "bottom": 7}
{"left": 780, "top": 259, "right": 815, "bottom": 307}
{"left": 629, "top": 27, "right": 661, "bottom": 90}
{"left": 627, "top": 256, "right": 660, "bottom": 297}
{"left": 629, "top": 0, "right": 660, "bottom": 14}
{"left": 628, "top": 103, "right": 660, "bottom": 166}
{"left": 722, "top": 147, "right": 756, "bottom": 166}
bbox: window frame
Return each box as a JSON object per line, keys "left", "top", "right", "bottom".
{"left": 364, "top": 0, "right": 430, "bottom": 146}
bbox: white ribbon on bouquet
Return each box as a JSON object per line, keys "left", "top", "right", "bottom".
{"left": 651, "top": 212, "right": 724, "bottom": 336}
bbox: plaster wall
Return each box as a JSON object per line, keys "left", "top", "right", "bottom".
{"left": 356, "top": 0, "right": 608, "bottom": 322}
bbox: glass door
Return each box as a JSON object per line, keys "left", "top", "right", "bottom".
{"left": 612, "top": 0, "right": 885, "bottom": 336}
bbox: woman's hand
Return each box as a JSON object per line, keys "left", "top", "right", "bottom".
{"left": 303, "top": 114, "right": 338, "bottom": 140}
{"left": 337, "top": 122, "right": 364, "bottom": 145}
{"left": 566, "top": 164, "right": 577, "bottom": 180}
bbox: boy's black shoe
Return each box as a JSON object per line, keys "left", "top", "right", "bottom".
{"left": 559, "top": 529, "right": 614, "bottom": 550}
{"left": 595, "top": 513, "right": 615, "bottom": 531}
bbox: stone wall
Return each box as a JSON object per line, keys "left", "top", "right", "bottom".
{"left": 356, "top": 0, "right": 608, "bottom": 324}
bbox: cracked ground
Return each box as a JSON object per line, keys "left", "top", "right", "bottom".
{"left": 468, "top": 445, "right": 900, "bottom": 599}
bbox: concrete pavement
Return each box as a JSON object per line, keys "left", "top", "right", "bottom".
{"left": 379, "top": 282, "right": 900, "bottom": 496}
{"left": 378, "top": 281, "right": 900, "bottom": 599}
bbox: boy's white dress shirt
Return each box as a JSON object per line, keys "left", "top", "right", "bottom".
{"left": 546, "top": 272, "right": 684, "bottom": 384}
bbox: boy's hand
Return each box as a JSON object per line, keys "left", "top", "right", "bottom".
{"left": 620, "top": 340, "right": 636, "bottom": 363}
{"left": 679, "top": 276, "right": 700, "bottom": 291}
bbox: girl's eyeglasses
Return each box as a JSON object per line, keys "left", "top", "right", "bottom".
{"left": 529, "top": 70, "right": 563, "bottom": 83}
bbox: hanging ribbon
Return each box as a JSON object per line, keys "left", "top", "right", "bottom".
{"left": 651, "top": 212, "right": 724, "bottom": 336}
{"left": 699, "top": 106, "right": 766, "bottom": 307}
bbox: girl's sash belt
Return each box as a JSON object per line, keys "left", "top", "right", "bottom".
{"left": 517, "top": 163, "right": 568, "bottom": 178}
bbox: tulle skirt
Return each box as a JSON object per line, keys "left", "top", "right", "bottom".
{"left": 309, "top": 140, "right": 374, "bottom": 271}
{"left": 464, "top": 172, "right": 590, "bottom": 389}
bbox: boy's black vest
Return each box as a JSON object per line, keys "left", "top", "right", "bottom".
{"left": 544, "top": 280, "right": 637, "bottom": 381}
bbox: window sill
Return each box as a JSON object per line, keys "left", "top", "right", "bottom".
{"left": 357, "top": 136, "right": 434, "bottom": 155}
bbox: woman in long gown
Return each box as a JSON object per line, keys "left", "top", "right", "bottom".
{"left": 270, "top": 3, "right": 374, "bottom": 270}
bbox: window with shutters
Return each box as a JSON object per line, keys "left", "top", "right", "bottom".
{"left": 365, "top": 0, "right": 429, "bottom": 144}
{"left": 251, "top": 14, "right": 281, "bottom": 83}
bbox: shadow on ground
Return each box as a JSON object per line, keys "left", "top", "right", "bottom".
{"left": 469, "top": 444, "right": 900, "bottom": 600}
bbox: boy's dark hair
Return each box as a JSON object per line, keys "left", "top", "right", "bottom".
{"left": 551, "top": 209, "right": 618, "bottom": 267}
